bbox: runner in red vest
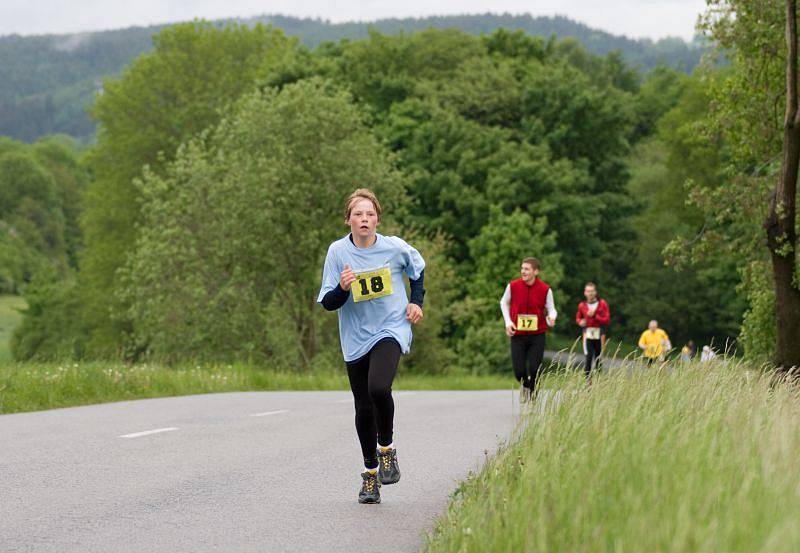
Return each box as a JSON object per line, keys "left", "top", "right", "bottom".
{"left": 575, "top": 282, "right": 610, "bottom": 378}
{"left": 499, "top": 257, "right": 558, "bottom": 402}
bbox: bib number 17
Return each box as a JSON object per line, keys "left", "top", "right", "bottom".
{"left": 352, "top": 267, "right": 394, "bottom": 303}
{"left": 516, "top": 314, "right": 538, "bottom": 331}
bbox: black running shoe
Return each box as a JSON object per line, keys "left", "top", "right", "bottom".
{"left": 358, "top": 471, "right": 381, "bottom": 504}
{"left": 377, "top": 447, "right": 401, "bottom": 485}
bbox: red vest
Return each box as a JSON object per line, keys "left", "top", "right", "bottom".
{"left": 576, "top": 299, "right": 611, "bottom": 328}
{"left": 509, "top": 277, "right": 550, "bottom": 335}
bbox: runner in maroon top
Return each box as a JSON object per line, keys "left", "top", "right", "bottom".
{"left": 499, "top": 257, "right": 558, "bottom": 402}
{"left": 575, "top": 282, "right": 610, "bottom": 378}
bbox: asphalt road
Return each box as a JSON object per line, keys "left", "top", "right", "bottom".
{"left": 0, "top": 390, "right": 518, "bottom": 553}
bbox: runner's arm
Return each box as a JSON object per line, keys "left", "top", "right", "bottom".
{"left": 321, "top": 285, "right": 350, "bottom": 311}
{"left": 317, "top": 245, "right": 347, "bottom": 310}
{"left": 595, "top": 300, "right": 611, "bottom": 326}
{"left": 399, "top": 237, "right": 426, "bottom": 281}
{"left": 409, "top": 270, "right": 425, "bottom": 307}
{"left": 545, "top": 289, "right": 557, "bottom": 324}
{"left": 500, "top": 284, "right": 513, "bottom": 326}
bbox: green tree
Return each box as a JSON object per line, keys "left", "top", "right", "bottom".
{"left": 11, "top": 271, "right": 86, "bottom": 361}
{"left": 121, "top": 79, "right": 404, "bottom": 365}
{"left": 676, "top": 0, "right": 800, "bottom": 363}
{"left": 456, "top": 207, "right": 563, "bottom": 374}
{"left": 632, "top": 65, "right": 689, "bottom": 142}
{"left": 0, "top": 230, "right": 43, "bottom": 294}
{"left": 0, "top": 136, "right": 86, "bottom": 297}
{"left": 81, "top": 21, "right": 298, "bottom": 356}
{"left": 401, "top": 231, "right": 459, "bottom": 373}
{"left": 353, "top": 31, "right": 640, "bottom": 336}
{"left": 0, "top": 151, "right": 62, "bottom": 251}
{"left": 31, "top": 136, "right": 89, "bottom": 267}
{"left": 0, "top": 149, "right": 67, "bottom": 292}
{"left": 625, "top": 75, "right": 745, "bottom": 348}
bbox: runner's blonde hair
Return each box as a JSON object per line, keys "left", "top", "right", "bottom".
{"left": 344, "top": 188, "right": 382, "bottom": 222}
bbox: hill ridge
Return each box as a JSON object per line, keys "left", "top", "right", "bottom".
{"left": 0, "top": 13, "right": 707, "bottom": 142}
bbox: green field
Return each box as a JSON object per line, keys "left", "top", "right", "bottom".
{"left": 0, "top": 295, "right": 25, "bottom": 364}
{"left": 427, "top": 360, "right": 800, "bottom": 552}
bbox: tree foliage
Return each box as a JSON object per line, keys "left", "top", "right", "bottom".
{"left": 670, "top": 0, "right": 800, "bottom": 361}
{"left": 0, "top": 136, "right": 85, "bottom": 294}
{"left": 455, "top": 208, "right": 563, "bottom": 373}
{"left": 0, "top": 15, "right": 708, "bottom": 143}
{"left": 626, "top": 74, "right": 745, "bottom": 348}
{"left": 8, "top": 22, "right": 752, "bottom": 368}
{"left": 80, "top": 22, "right": 297, "bottom": 356}
{"left": 121, "top": 80, "right": 404, "bottom": 364}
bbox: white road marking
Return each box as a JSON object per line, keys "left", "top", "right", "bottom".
{"left": 119, "top": 427, "right": 179, "bottom": 439}
{"left": 250, "top": 410, "right": 290, "bottom": 417}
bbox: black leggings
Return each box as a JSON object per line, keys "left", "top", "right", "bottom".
{"left": 510, "top": 333, "right": 546, "bottom": 391}
{"left": 346, "top": 337, "right": 401, "bottom": 469}
{"left": 584, "top": 339, "right": 602, "bottom": 376}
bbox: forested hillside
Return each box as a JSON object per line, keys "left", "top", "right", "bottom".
{"left": 2, "top": 21, "right": 747, "bottom": 369}
{"left": 0, "top": 13, "right": 706, "bottom": 142}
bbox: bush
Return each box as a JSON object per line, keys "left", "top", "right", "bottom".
{"left": 738, "top": 259, "right": 777, "bottom": 361}
{"left": 456, "top": 317, "right": 510, "bottom": 375}
{"left": 11, "top": 271, "right": 87, "bottom": 361}
{"left": 402, "top": 231, "right": 459, "bottom": 374}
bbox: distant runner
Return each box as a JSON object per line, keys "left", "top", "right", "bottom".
{"left": 575, "top": 282, "right": 610, "bottom": 378}
{"left": 318, "top": 188, "right": 426, "bottom": 504}
{"left": 680, "top": 340, "right": 697, "bottom": 362}
{"left": 500, "top": 257, "right": 557, "bottom": 403}
{"left": 701, "top": 345, "right": 717, "bottom": 362}
{"left": 638, "top": 320, "right": 671, "bottom": 365}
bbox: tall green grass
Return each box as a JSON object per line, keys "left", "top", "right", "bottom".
{"left": 547, "top": 334, "right": 641, "bottom": 363}
{"left": 427, "top": 359, "right": 800, "bottom": 552}
{"left": 0, "top": 361, "right": 513, "bottom": 414}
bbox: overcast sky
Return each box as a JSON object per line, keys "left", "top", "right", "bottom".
{"left": 0, "top": 1, "right": 707, "bottom": 41}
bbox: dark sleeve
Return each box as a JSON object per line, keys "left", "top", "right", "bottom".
{"left": 321, "top": 285, "right": 350, "bottom": 311}
{"left": 409, "top": 270, "right": 425, "bottom": 308}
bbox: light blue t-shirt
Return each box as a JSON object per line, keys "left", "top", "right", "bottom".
{"left": 317, "top": 233, "right": 426, "bottom": 362}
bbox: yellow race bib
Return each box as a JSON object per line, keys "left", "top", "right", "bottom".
{"left": 585, "top": 327, "right": 601, "bottom": 340}
{"left": 352, "top": 267, "right": 394, "bottom": 303}
{"left": 516, "top": 314, "right": 538, "bottom": 331}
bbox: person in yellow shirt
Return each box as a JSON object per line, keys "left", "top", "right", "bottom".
{"left": 638, "top": 320, "right": 672, "bottom": 365}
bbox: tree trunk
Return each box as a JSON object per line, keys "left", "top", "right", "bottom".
{"left": 766, "top": 0, "right": 800, "bottom": 370}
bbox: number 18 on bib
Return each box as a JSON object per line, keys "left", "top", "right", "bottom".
{"left": 351, "top": 267, "right": 394, "bottom": 303}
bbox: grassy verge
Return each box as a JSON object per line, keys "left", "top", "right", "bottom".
{"left": 548, "top": 333, "right": 640, "bottom": 359}
{"left": 0, "top": 295, "right": 25, "bottom": 363}
{"left": 427, "top": 359, "right": 800, "bottom": 552}
{"left": 0, "top": 361, "right": 514, "bottom": 414}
